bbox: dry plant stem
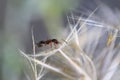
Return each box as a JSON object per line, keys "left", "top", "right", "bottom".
{"left": 66, "top": 16, "right": 81, "bottom": 42}
{"left": 69, "top": 17, "right": 104, "bottom": 28}
{"left": 24, "top": 71, "right": 31, "bottom": 80}
{"left": 28, "top": 48, "right": 59, "bottom": 57}
{"left": 102, "top": 29, "right": 118, "bottom": 74}
{"left": 65, "top": 8, "right": 101, "bottom": 80}
{"left": 58, "top": 49, "right": 92, "bottom": 80}
{"left": 68, "top": 7, "right": 99, "bottom": 43}
{"left": 74, "top": 29, "right": 80, "bottom": 47}
{"left": 19, "top": 50, "right": 74, "bottom": 79}
{"left": 31, "top": 27, "right": 37, "bottom": 80}
{"left": 90, "top": 30, "right": 103, "bottom": 58}
{"left": 73, "top": 27, "right": 97, "bottom": 80}
{"left": 67, "top": 7, "right": 98, "bottom": 43}
{"left": 30, "top": 58, "right": 74, "bottom": 80}
{"left": 77, "top": 10, "right": 96, "bottom": 30}
{"left": 37, "top": 72, "right": 46, "bottom": 80}
{"left": 102, "top": 53, "right": 120, "bottom": 80}
{"left": 70, "top": 11, "right": 76, "bottom": 25}
{"left": 102, "top": 29, "right": 119, "bottom": 80}
{"left": 67, "top": 16, "right": 72, "bottom": 29}
{"left": 83, "top": 53, "right": 97, "bottom": 80}
{"left": 19, "top": 50, "right": 35, "bottom": 77}
{"left": 37, "top": 57, "right": 48, "bottom": 80}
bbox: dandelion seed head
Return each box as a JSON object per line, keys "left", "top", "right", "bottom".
{"left": 19, "top": 4, "right": 120, "bottom": 80}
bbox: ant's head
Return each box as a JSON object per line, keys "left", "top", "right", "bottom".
{"left": 40, "top": 41, "right": 45, "bottom": 44}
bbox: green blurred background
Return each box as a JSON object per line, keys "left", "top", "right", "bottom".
{"left": 0, "top": 0, "right": 120, "bottom": 80}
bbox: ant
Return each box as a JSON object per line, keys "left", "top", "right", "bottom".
{"left": 36, "top": 39, "right": 60, "bottom": 48}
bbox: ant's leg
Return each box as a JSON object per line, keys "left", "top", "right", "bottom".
{"left": 50, "top": 43, "right": 52, "bottom": 48}
{"left": 54, "top": 43, "right": 57, "bottom": 48}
